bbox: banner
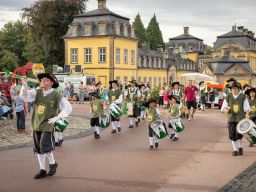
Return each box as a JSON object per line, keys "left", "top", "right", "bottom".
{"left": 32, "top": 63, "right": 45, "bottom": 76}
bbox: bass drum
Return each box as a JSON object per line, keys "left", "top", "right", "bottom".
{"left": 109, "top": 103, "right": 122, "bottom": 119}
{"left": 151, "top": 119, "right": 168, "bottom": 139}
{"left": 169, "top": 117, "right": 185, "bottom": 132}
{"left": 237, "top": 118, "right": 256, "bottom": 144}
{"left": 99, "top": 113, "right": 110, "bottom": 128}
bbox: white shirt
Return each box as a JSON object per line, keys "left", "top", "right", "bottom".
{"left": 221, "top": 93, "right": 250, "bottom": 112}
{"left": 27, "top": 88, "right": 37, "bottom": 103}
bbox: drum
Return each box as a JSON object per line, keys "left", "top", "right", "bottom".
{"left": 170, "top": 117, "right": 185, "bottom": 132}
{"left": 109, "top": 103, "right": 122, "bottom": 119}
{"left": 99, "top": 113, "right": 110, "bottom": 128}
{"left": 127, "top": 102, "right": 133, "bottom": 116}
{"left": 151, "top": 119, "right": 168, "bottom": 139}
{"left": 55, "top": 118, "right": 69, "bottom": 132}
{"left": 237, "top": 118, "right": 256, "bottom": 144}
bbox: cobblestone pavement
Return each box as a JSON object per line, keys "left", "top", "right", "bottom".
{"left": 219, "top": 162, "right": 256, "bottom": 192}
{"left": 0, "top": 113, "right": 91, "bottom": 151}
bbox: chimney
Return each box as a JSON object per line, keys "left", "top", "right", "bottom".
{"left": 237, "top": 26, "right": 244, "bottom": 33}
{"left": 184, "top": 27, "right": 189, "bottom": 35}
{"left": 157, "top": 45, "right": 164, "bottom": 53}
{"left": 232, "top": 25, "right": 237, "bottom": 31}
{"left": 243, "top": 28, "right": 248, "bottom": 35}
{"left": 98, "top": 0, "right": 106, "bottom": 9}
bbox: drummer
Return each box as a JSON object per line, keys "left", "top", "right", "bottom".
{"left": 221, "top": 82, "right": 250, "bottom": 156}
{"left": 139, "top": 84, "right": 150, "bottom": 120}
{"left": 245, "top": 87, "right": 256, "bottom": 147}
{"left": 168, "top": 95, "right": 181, "bottom": 141}
{"left": 199, "top": 81, "right": 207, "bottom": 111}
{"left": 89, "top": 92, "right": 104, "bottom": 139}
{"left": 124, "top": 80, "right": 141, "bottom": 128}
{"left": 108, "top": 80, "right": 123, "bottom": 134}
{"left": 143, "top": 98, "right": 161, "bottom": 150}
{"left": 170, "top": 82, "right": 184, "bottom": 116}
{"left": 223, "top": 78, "right": 237, "bottom": 97}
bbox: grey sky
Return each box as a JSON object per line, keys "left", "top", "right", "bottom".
{"left": 0, "top": 0, "right": 255, "bottom": 45}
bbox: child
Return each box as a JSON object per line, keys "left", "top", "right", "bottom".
{"left": 89, "top": 92, "right": 104, "bottom": 139}
{"left": 14, "top": 90, "right": 26, "bottom": 133}
{"left": 245, "top": 87, "right": 256, "bottom": 147}
{"left": 168, "top": 95, "right": 181, "bottom": 141}
{"left": 144, "top": 98, "right": 161, "bottom": 150}
{"left": 208, "top": 87, "right": 215, "bottom": 110}
{"left": 221, "top": 82, "right": 250, "bottom": 156}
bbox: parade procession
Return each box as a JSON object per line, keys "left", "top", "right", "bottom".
{"left": 1, "top": 0, "right": 256, "bottom": 191}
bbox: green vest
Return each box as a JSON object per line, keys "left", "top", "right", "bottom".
{"left": 126, "top": 87, "right": 140, "bottom": 103}
{"left": 249, "top": 98, "right": 256, "bottom": 119}
{"left": 91, "top": 99, "right": 103, "bottom": 118}
{"left": 140, "top": 89, "right": 149, "bottom": 103}
{"left": 226, "top": 93, "right": 246, "bottom": 122}
{"left": 169, "top": 103, "right": 179, "bottom": 118}
{"left": 147, "top": 107, "right": 158, "bottom": 124}
{"left": 108, "top": 88, "right": 122, "bottom": 103}
{"left": 171, "top": 89, "right": 182, "bottom": 100}
{"left": 32, "top": 89, "right": 62, "bottom": 132}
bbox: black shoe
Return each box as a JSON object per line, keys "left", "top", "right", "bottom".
{"left": 170, "top": 134, "right": 175, "bottom": 140}
{"left": 111, "top": 129, "right": 117, "bottom": 134}
{"left": 232, "top": 151, "right": 238, "bottom": 156}
{"left": 135, "top": 121, "right": 139, "bottom": 127}
{"left": 95, "top": 133, "right": 100, "bottom": 139}
{"left": 58, "top": 139, "right": 63, "bottom": 146}
{"left": 117, "top": 127, "right": 121, "bottom": 132}
{"left": 142, "top": 117, "right": 145, "bottom": 120}
{"left": 34, "top": 169, "right": 48, "bottom": 179}
{"left": 155, "top": 143, "right": 159, "bottom": 148}
{"left": 149, "top": 145, "right": 153, "bottom": 150}
{"left": 138, "top": 119, "right": 140, "bottom": 123}
{"left": 173, "top": 137, "right": 179, "bottom": 141}
{"left": 129, "top": 125, "right": 134, "bottom": 128}
{"left": 55, "top": 142, "right": 60, "bottom": 146}
{"left": 239, "top": 148, "right": 243, "bottom": 156}
{"left": 249, "top": 142, "right": 253, "bottom": 147}
{"left": 48, "top": 163, "right": 58, "bottom": 176}
{"left": 94, "top": 131, "right": 97, "bottom": 138}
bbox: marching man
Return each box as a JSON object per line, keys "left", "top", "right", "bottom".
{"left": 124, "top": 80, "right": 141, "bottom": 128}
{"left": 32, "top": 73, "right": 72, "bottom": 179}
{"left": 221, "top": 82, "right": 250, "bottom": 156}
{"left": 108, "top": 80, "right": 123, "bottom": 134}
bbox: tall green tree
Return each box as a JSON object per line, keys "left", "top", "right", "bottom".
{"left": 0, "top": 43, "right": 18, "bottom": 71}
{"left": 146, "top": 14, "right": 164, "bottom": 50}
{"left": 1, "top": 21, "right": 29, "bottom": 66}
{"left": 22, "top": 0, "right": 88, "bottom": 71}
{"left": 132, "top": 13, "right": 147, "bottom": 48}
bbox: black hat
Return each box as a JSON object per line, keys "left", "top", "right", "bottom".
{"left": 168, "top": 94, "right": 180, "bottom": 104}
{"left": 199, "top": 81, "right": 204, "bottom": 86}
{"left": 88, "top": 91, "right": 101, "bottom": 98}
{"left": 231, "top": 82, "right": 242, "bottom": 89}
{"left": 171, "top": 82, "right": 180, "bottom": 87}
{"left": 109, "top": 80, "right": 118, "bottom": 85}
{"left": 138, "top": 84, "right": 146, "bottom": 89}
{"left": 96, "top": 81, "right": 102, "bottom": 86}
{"left": 129, "top": 80, "right": 138, "bottom": 86}
{"left": 37, "top": 73, "right": 59, "bottom": 88}
{"left": 226, "top": 78, "right": 237, "bottom": 83}
{"left": 143, "top": 97, "right": 158, "bottom": 108}
{"left": 245, "top": 87, "right": 256, "bottom": 96}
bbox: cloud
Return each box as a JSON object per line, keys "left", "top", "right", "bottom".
{"left": 1, "top": 0, "right": 256, "bottom": 45}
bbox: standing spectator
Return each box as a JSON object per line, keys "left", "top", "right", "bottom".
{"left": 78, "top": 81, "right": 85, "bottom": 104}
{"left": 14, "top": 90, "right": 26, "bottom": 133}
{"left": 63, "top": 83, "right": 70, "bottom": 99}
{"left": 163, "top": 87, "right": 169, "bottom": 109}
{"left": 27, "top": 85, "right": 37, "bottom": 113}
{"left": 208, "top": 87, "right": 215, "bottom": 110}
{"left": 159, "top": 87, "right": 165, "bottom": 107}
{"left": 199, "top": 81, "right": 207, "bottom": 111}
{"left": 184, "top": 80, "right": 198, "bottom": 121}
{"left": 69, "top": 82, "right": 75, "bottom": 104}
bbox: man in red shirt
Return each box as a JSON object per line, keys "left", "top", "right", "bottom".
{"left": 184, "top": 80, "right": 198, "bottom": 121}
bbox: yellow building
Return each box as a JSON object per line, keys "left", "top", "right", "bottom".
{"left": 63, "top": 0, "right": 138, "bottom": 86}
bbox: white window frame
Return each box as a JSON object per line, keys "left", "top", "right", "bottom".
{"left": 71, "top": 48, "right": 78, "bottom": 64}
{"left": 84, "top": 48, "right": 92, "bottom": 64}
{"left": 124, "top": 49, "right": 128, "bottom": 64}
{"left": 98, "top": 48, "right": 106, "bottom": 63}
{"left": 116, "top": 48, "right": 120, "bottom": 64}
{"left": 131, "top": 50, "right": 135, "bottom": 64}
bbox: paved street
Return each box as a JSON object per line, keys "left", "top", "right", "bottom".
{"left": 0, "top": 105, "right": 256, "bottom": 192}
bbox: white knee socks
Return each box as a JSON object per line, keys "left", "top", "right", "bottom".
{"left": 94, "top": 126, "right": 100, "bottom": 134}
{"left": 149, "top": 137, "right": 154, "bottom": 146}
{"left": 231, "top": 141, "right": 238, "bottom": 151}
{"left": 129, "top": 118, "right": 134, "bottom": 126}
{"left": 237, "top": 139, "right": 242, "bottom": 148}
{"left": 111, "top": 122, "right": 116, "bottom": 130}
{"left": 115, "top": 121, "right": 120, "bottom": 128}
{"left": 153, "top": 136, "right": 158, "bottom": 144}
{"left": 46, "top": 152, "right": 56, "bottom": 165}
{"left": 37, "top": 154, "right": 46, "bottom": 170}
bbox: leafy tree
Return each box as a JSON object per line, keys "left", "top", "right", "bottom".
{"left": 132, "top": 13, "right": 147, "bottom": 48}
{"left": 146, "top": 14, "right": 164, "bottom": 50}
{"left": 1, "top": 21, "right": 28, "bottom": 66}
{"left": 22, "top": 0, "right": 88, "bottom": 70}
{"left": 0, "top": 50, "right": 18, "bottom": 71}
